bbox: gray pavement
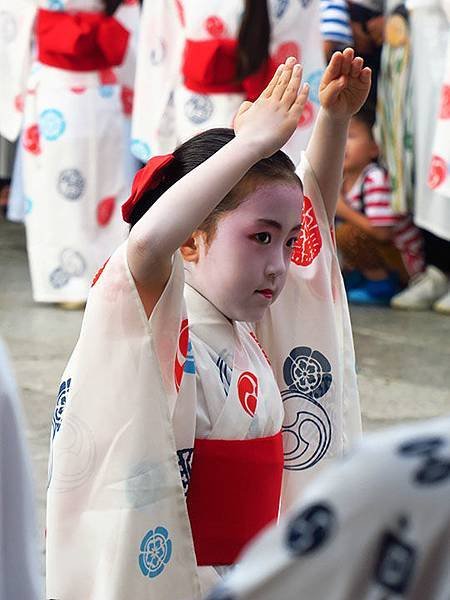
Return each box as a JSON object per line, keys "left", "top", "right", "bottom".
{"left": 1, "top": 219, "right": 450, "bottom": 582}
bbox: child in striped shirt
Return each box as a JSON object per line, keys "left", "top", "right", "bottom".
{"left": 336, "top": 105, "right": 423, "bottom": 305}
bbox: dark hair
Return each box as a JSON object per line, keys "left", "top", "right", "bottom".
{"left": 129, "top": 128, "right": 302, "bottom": 239}
{"left": 236, "top": 0, "right": 271, "bottom": 80}
{"left": 352, "top": 103, "right": 377, "bottom": 136}
{"left": 102, "top": 0, "right": 122, "bottom": 16}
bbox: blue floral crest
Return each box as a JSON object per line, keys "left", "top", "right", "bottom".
{"left": 139, "top": 526, "right": 172, "bottom": 578}
{"left": 39, "top": 109, "right": 66, "bottom": 141}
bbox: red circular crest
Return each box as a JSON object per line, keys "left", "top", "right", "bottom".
{"left": 23, "top": 124, "right": 41, "bottom": 155}
{"left": 297, "top": 100, "right": 314, "bottom": 129}
{"left": 121, "top": 86, "right": 134, "bottom": 115}
{"left": 174, "top": 319, "right": 189, "bottom": 391}
{"left": 273, "top": 42, "right": 301, "bottom": 65}
{"left": 439, "top": 84, "right": 450, "bottom": 119}
{"left": 428, "top": 155, "right": 447, "bottom": 190}
{"left": 291, "top": 196, "right": 322, "bottom": 267}
{"left": 97, "top": 196, "right": 115, "bottom": 226}
{"left": 237, "top": 371, "right": 258, "bottom": 417}
{"left": 204, "top": 15, "right": 227, "bottom": 38}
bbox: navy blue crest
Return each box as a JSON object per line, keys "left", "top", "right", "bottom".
{"left": 282, "top": 346, "right": 332, "bottom": 470}
{"left": 286, "top": 502, "right": 335, "bottom": 556}
{"left": 57, "top": 168, "right": 85, "bottom": 200}
{"left": 184, "top": 95, "right": 214, "bottom": 124}
{"left": 177, "top": 447, "right": 194, "bottom": 495}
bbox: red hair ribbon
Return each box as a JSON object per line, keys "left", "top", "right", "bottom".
{"left": 122, "top": 154, "right": 175, "bottom": 223}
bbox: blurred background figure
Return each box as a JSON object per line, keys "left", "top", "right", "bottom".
{"left": 390, "top": 0, "right": 450, "bottom": 313}
{"left": 336, "top": 105, "right": 423, "bottom": 305}
{"left": 0, "top": 339, "right": 42, "bottom": 600}
{"left": 0, "top": 0, "right": 140, "bottom": 307}
{"left": 131, "top": 0, "right": 325, "bottom": 165}
{"left": 321, "top": 0, "right": 354, "bottom": 61}
{"left": 205, "top": 415, "right": 450, "bottom": 600}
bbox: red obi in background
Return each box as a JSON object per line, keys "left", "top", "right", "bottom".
{"left": 182, "top": 39, "right": 277, "bottom": 102}
{"left": 36, "top": 8, "right": 130, "bottom": 71}
{"left": 186, "top": 431, "right": 284, "bottom": 566}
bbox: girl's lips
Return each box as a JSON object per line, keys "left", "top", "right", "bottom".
{"left": 256, "top": 289, "right": 274, "bottom": 299}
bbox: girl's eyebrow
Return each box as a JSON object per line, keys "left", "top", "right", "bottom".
{"left": 256, "top": 218, "right": 302, "bottom": 233}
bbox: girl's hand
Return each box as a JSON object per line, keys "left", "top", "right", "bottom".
{"left": 233, "top": 57, "right": 310, "bottom": 158}
{"left": 319, "top": 48, "right": 371, "bottom": 121}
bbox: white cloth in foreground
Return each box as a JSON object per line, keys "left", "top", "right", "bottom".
{"left": 206, "top": 415, "right": 450, "bottom": 600}
{"left": 46, "top": 154, "right": 361, "bottom": 599}
{"left": 0, "top": 340, "right": 42, "bottom": 600}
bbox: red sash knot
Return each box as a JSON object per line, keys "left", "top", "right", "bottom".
{"left": 182, "top": 39, "right": 277, "bottom": 102}
{"left": 37, "top": 8, "right": 130, "bottom": 71}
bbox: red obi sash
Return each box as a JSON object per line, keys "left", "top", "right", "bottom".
{"left": 36, "top": 8, "right": 129, "bottom": 72}
{"left": 182, "top": 39, "right": 277, "bottom": 102}
{"left": 186, "top": 431, "right": 284, "bottom": 566}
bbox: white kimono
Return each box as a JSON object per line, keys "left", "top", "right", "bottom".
{"left": 0, "top": 0, "right": 140, "bottom": 302}
{"left": 46, "top": 155, "right": 361, "bottom": 599}
{"left": 408, "top": 0, "right": 450, "bottom": 241}
{"left": 131, "top": 0, "right": 325, "bottom": 165}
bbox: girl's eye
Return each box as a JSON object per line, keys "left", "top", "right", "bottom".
{"left": 287, "top": 236, "right": 298, "bottom": 248}
{"left": 254, "top": 232, "right": 271, "bottom": 244}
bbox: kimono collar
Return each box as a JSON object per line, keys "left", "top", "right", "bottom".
{"left": 183, "top": 283, "right": 237, "bottom": 351}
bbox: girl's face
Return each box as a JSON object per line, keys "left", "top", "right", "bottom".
{"left": 344, "top": 118, "right": 378, "bottom": 174}
{"left": 183, "top": 182, "right": 303, "bottom": 322}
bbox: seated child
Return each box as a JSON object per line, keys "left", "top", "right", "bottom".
{"left": 46, "top": 51, "right": 370, "bottom": 599}
{"left": 336, "top": 105, "right": 423, "bottom": 305}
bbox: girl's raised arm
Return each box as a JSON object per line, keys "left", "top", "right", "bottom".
{"left": 306, "top": 48, "right": 371, "bottom": 223}
{"left": 127, "top": 58, "right": 309, "bottom": 317}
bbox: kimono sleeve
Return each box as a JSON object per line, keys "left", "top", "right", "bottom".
{"left": 131, "top": 0, "right": 184, "bottom": 159}
{"left": 256, "top": 153, "right": 361, "bottom": 512}
{"left": 0, "top": 0, "right": 36, "bottom": 141}
{"left": 46, "top": 244, "right": 201, "bottom": 599}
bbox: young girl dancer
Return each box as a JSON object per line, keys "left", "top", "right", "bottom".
{"left": 47, "top": 50, "right": 370, "bottom": 599}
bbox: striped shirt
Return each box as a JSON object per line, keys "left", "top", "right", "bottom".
{"left": 320, "top": 0, "right": 354, "bottom": 45}
{"left": 345, "top": 163, "right": 424, "bottom": 275}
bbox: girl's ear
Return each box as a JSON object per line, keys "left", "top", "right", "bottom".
{"left": 180, "top": 231, "right": 204, "bottom": 263}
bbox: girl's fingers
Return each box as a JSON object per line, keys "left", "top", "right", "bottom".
{"left": 341, "top": 47, "right": 354, "bottom": 76}
{"left": 359, "top": 66, "right": 372, "bottom": 84}
{"left": 350, "top": 56, "right": 364, "bottom": 79}
{"left": 272, "top": 57, "right": 297, "bottom": 101}
{"left": 281, "top": 64, "right": 303, "bottom": 107}
{"left": 263, "top": 64, "right": 284, "bottom": 99}
{"left": 290, "top": 82, "right": 309, "bottom": 117}
{"left": 321, "top": 51, "right": 343, "bottom": 87}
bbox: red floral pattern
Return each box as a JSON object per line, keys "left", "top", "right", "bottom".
{"left": 23, "top": 124, "right": 41, "bottom": 155}
{"left": 174, "top": 318, "right": 189, "bottom": 391}
{"left": 428, "top": 155, "right": 447, "bottom": 190}
{"left": 237, "top": 371, "right": 258, "bottom": 417}
{"left": 204, "top": 15, "right": 227, "bottom": 38}
{"left": 273, "top": 42, "right": 301, "bottom": 65}
{"left": 175, "top": 0, "right": 185, "bottom": 26}
{"left": 70, "top": 86, "right": 87, "bottom": 94}
{"left": 14, "top": 94, "right": 24, "bottom": 112}
{"left": 297, "top": 100, "right": 314, "bottom": 129}
{"left": 97, "top": 196, "right": 115, "bottom": 226}
{"left": 291, "top": 196, "right": 322, "bottom": 266}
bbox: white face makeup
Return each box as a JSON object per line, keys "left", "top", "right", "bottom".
{"left": 184, "top": 182, "right": 303, "bottom": 322}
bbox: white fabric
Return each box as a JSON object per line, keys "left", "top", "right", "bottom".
{"left": 46, "top": 154, "right": 361, "bottom": 599}
{"left": 206, "top": 415, "right": 450, "bottom": 600}
{"left": 0, "top": 340, "right": 42, "bottom": 600}
{"left": 408, "top": 0, "right": 450, "bottom": 241}
{"left": 18, "top": 0, "right": 140, "bottom": 302}
{"left": 131, "top": 0, "right": 325, "bottom": 165}
{"left": 0, "top": 0, "right": 37, "bottom": 142}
